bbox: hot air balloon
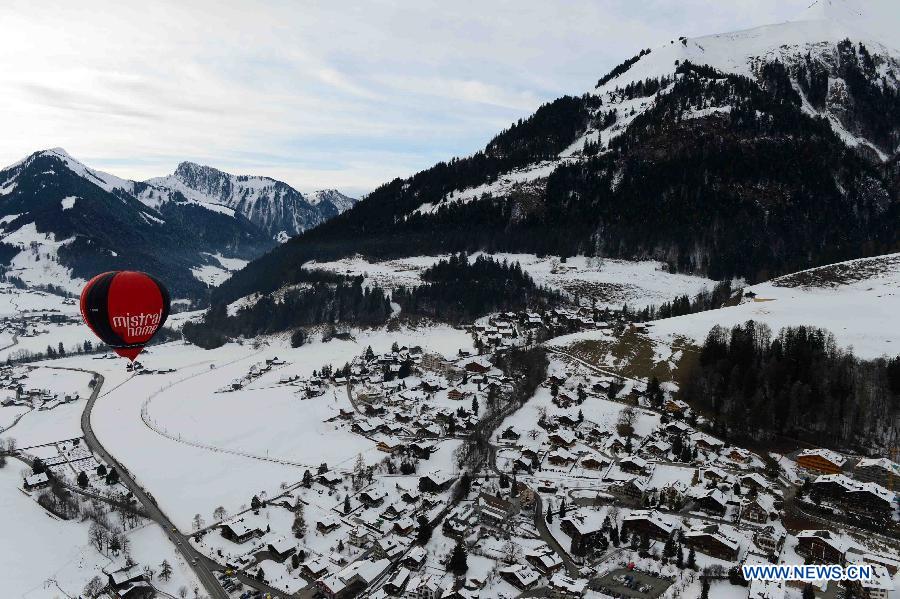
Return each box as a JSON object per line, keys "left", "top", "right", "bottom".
{"left": 80, "top": 271, "right": 171, "bottom": 361}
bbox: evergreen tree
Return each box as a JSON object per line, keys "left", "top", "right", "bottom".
{"left": 416, "top": 515, "right": 433, "bottom": 545}
{"left": 448, "top": 539, "right": 468, "bottom": 576}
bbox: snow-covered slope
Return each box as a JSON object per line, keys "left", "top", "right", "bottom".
{"left": 413, "top": 0, "right": 900, "bottom": 216}
{"left": 145, "top": 163, "right": 358, "bottom": 241}
{"left": 0, "top": 149, "right": 358, "bottom": 296}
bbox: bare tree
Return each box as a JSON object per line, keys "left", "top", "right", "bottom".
{"left": 192, "top": 513, "right": 204, "bottom": 531}
{"left": 213, "top": 506, "right": 227, "bottom": 521}
{"left": 178, "top": 586, "right": 188, "bottom": 599}
{"left": 89, "top": 522, "right": 106, "bottom": 552}
{"left": 83, "top": 575, "right": 105, "bottom": 598}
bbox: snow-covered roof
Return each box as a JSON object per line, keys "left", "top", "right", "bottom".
{"left": 798, "top": 448, "right": 847, "bottom": 467}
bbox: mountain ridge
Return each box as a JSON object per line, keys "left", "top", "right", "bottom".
{"left": 211, "top": 5, "right": 900, "bottom": 308}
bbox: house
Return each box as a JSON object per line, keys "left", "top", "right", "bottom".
{"left": 500, "top": 426, "right": 521, "bottom": 441}
{"left": 525, "top": 545, "right": 564, "bottom": 575}
{"left": 464, "top": 360, "right": 491, "bottom": 374}
{"left": 548, "top": 573, "right": 588, "bottom": 598}
{"left": 580, "top": 454, "right": 609, "bottom": 470}
{"left": 560, "top": 511, "right": 607, "bottom": 556}
{"left": 316, "top": 558, "right": 391, "bottom": 599}
{"left": 740, "top": 495, "right": 775, "bottom": 524}
{"left": 317, "top": 516, "right": 341, "bottom": 534}
{"left": 318, "top": 471, "right": 343, "bottom": 487}
{"left": 267, "top": 537, "right": 297, "bottom": 561}
{"left": 301, "top": 557, "right": 331, "bottom": 581}
{"left": 796, "top": 448, "right": 846, "bottom": 475}
{"left": 691, "top": 432, "right": 724, "bottom": 452}
{"left": 24, "top": 472, "right": 50, "bottom": 491}
{"left": 704, "top": 467, "right": 727, "bottom": 482}
{"left": 498, "top": 564, "right": 540, "bottom": 590}
{"left": 419, "top": 473, "right": 456, "bottom": 493}
{"left": 853, "top": 457, "right": 900, "bottom": 488}
{"left": 393, "top": 516, "right": 415, "bottom": 536}
{"left": 741, "top": 473, "right": 769, "bottom": 491}
{"left": 220, "top": 518, "right": 263, "bottom": 544}
{"left": 403, "top": 546, "right": 427, "bottom": 570}
{"left": 844, "top": 482, "right": 895, "bottom": 517}
{"left": 645, "top": 440, "right": 672, "bottom": 458}
{"left": 664, "top": 399, "right": 689, "bottom": 415}
{"left": 683, "top": 525, "right": 742, "bottom": 560}
{"left": 476, "top": 492, "right": 516, "bottom": 527}
{"left": 548, "top": 430, "right": 576, "bottom": 448}
{"left": 359, "top": 488, "right": 388, "bottom": 507}
{"left": 384, "top": 567, "right": 412, "bottom": 595}
{"left": 796, "top": 530, "right": 855, "bottom": 564}
{"left": 622, "top": 510, "right": 678, "bottom": 541}
{"left": 619, "top": 455, "right": 650, "bottom": 475}
{"left": 753, "top": 524, "right": 786, "bottom": 556}
{"left": 107, "top": 565, "right": 151, "bottom": 598}
{"left": 853, "top": 564, "right": 895, "bottom": 599}
{"left": 547, "top": 448, "right": 577, "bottom": 467}
{"left": 404, "top": 574, "right": 446, "bottom": 599}
{"left": 692, "top": 488, "right": 728, "bottom": 516}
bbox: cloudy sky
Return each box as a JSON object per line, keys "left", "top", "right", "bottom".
{"left": 0, "top": 0, "right": 812, "bottom": 196}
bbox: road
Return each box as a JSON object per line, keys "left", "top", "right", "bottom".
{"left": 76, "top": 367, "right": 231, "bottom": 599}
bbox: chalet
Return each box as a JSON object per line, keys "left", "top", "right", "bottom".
{"left": 393, "top": 516, "right": 415, "bottom": 536}
{"left": 580, "top": 454, "right": 609, "bottom": 470}
{"left": 548, "top": 573, "right": 589, "bottom": 598}
{"left": 853, "top": 564, "right": 894, "bottom": 599}
{"left": 500, "top": 426, "right": 521, "bottom": 441}
{"left": 349, "top": 526, "right": 377, "bottom": 548}
{"left": 524, "top": 545, "right": 564, "bottom": 575}
{"left": 107, "top": 565, "right": 151, "bottom": 598}
{"left": 665, "top": 421, "right": 692, "bottom": 436}
{"left": 317, "top": 516, "right": 341, "bottom": 534}
{"left": 854, "top": 457, "right": 900, "bottom": 488}
{"left": 498, "top": 564, "right": 540, "bottom": 590}
{"left": 619, "top": 455, "right": 650, "bottom": 475}
{"left": 373, "top": 535, "right": 408, "bottom": 560}
{"left": 691, "top": 432, "right": 724, "bottom": 452}
{"left": 753, "top": 524, "right": 787, "bottom": 556}
{"left": 796, "top": 448, "right": 846, "bottom": 475}
{"left": 621, "top": 476, "right": 649, "bottom": 500}
{"left": 464, "top": 360, "right": 491, "bottom": 374}
{"left": 359, "top": 488, "right": 388, "bottom": 507}
{"left": 547, "top": 448, "right": 577, "bottom": 467}
{"left": 796, "top": 530, "right": 855, "bottom": 564}
{"left": 548, "top": 430, "right": 576, "bottom": 448}
{"left": 301, "top": 557, "right": 331, "bottom": 580}
{"left": 318, "top": 471, "right": 343, "bottom": 487}
{"left": 664, "top": 398, "right": 689, "bottom": 414}
{"left": 405, "top": 575, "right": 446, "bottom": 599}
{"left": 220, "top": 518, "right": 264, "bottom": 544}
{"left": 704, "top": 467, "right": 727, "bottom": 482}
{"left": 644, "top": 440, "right": 671, "bottom": 458}
{"left": 267, "top": 537, "right": 297, "bottom": 561}
{"left": 844, "top": 482, "right": 895, "bottom": 517}
{"left": 740, "top": 473, "right": 769, "bottom": 491}
{"left": 400, "top": 489, "right": 421, "bottom": 503}
{"left": 419, "top": 472, "right": 456, "bottom": 493}
{"left": 740, "top": 495, "right": 775, "bottom": 524}
{"left": 812, "top": 473, "right": 857, "bottom": 499}
{"left": 555, "top": 412, "right": 580, "bottom": 427}
{"left": 417, "top": 424, "right": 442, "bottom": 439}
{"left": 382, "top": 502, "right": 406, "bottom": 520}
{"left": 403, "top": 546, "right": 427, "bottom": 570}
{"left": 683, "top": 525, "right": 742, "bottom": 560}
{"left": 622, "top": 510, "right": 678, "bottom": 541}
{"left": 23, "top": 472, "right": 50, "bottom": 491}
{"left": 692, "top": 489, "right": 728, "bottom": 516}
{"left": 410, "top": 442, "right": 436, "bottom": 459}
{"left": 384, "top": 567, "right": 412, "bottom": 595}
{"left": 560, "top": 511, "right": 606, "bottom": 556}
{"left": 377, "top": 439, "right": 403, "bottom": 453}
{"left": 316, "top": 558, "right": 391, "bottom": 599}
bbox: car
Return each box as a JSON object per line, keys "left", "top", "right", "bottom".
{"left": 191, "top": 558, "right": 197, "bottom": 565}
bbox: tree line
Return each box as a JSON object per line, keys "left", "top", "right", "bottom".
{"left": 681, "top": 320, "right": 900, "bottom": 451}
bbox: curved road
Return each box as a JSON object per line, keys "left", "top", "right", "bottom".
{"left": 77, "top": 368, "right": 230, "bottom": 599}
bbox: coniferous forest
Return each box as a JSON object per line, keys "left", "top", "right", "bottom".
{"left": 393, "top": 253, "right": 560, "bottom": 323}
{"left": 682, "top": 320, "right": 900, "bottom": 452}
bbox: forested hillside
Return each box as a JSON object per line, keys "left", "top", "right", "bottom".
{"left": 682, "top": 320, "right": 900, "bottom": 451}
{"left": 215, "top": 42, "right": 899, "bottom": 306}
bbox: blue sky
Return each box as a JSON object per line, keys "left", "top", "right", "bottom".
{"left": 0, "top": 0, "right": 811, "bottom": 196}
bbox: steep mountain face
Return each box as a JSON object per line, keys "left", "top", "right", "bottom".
{"left": 215, "top": 1, "right": 900, "bottom": 305}
{"left": 0, "top": 149, "right": 273, "bottom": 299}
{"left": 146, "top": 163, "right": 357, "bottom": 241}
{"left": 0, "top": 149, "right": 357, "bottom": 299}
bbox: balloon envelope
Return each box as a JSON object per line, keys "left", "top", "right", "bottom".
{"left": 79, "top": 271, "right": 171, "bottom": 361}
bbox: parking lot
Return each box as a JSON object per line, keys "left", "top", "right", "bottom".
{"left": 591, "top": 568, "right": 674, "bottom": 599}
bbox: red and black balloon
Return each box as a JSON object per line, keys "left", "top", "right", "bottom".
{"left": 79, "top": 271, "right": 171, "bottom": 361}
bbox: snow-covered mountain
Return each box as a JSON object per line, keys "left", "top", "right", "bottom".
{"left": 145, "top": 163, "right": 357, "bottom": 241}
{"left": 214, "top": 0, "right": 900, "bottom": 305}
{"left": 0, "top": 149, "right": 356, "bottom": 298}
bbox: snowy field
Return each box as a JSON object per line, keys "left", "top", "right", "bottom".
{"left": 304, "top": 253, "right": 715, "bottom": 310}
{"left": 0, "top": 460, "right": 201, "bottom": 598}
{"left": 50, "top": 324, "right": 474, "bottom": 531}
{"left": 647, "top": 253, "right": 900, "bottom": 359}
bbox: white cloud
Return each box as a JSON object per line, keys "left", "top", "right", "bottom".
{"left": 0, "top": 0, "right": 811, "bottom": 194}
